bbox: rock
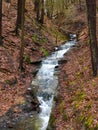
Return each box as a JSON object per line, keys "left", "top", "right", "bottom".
{"left": 23, "top": 103, "right": 34, "bottom": 112}
{"left": 38, "top": 91, "right": 52, "bottom": 101}
{"left": 23, "top": 99, "right": 40, "bottom": 112}
{"left": 32, "top": 68, "right": 39, "bottom": 77}
{"left": 55, "top": 66, "right": 59, "bottom": 71}
{"left": 58, "top": 59, "right": 67, "bottom": 64}
{"left": 55, "top": 65, "right": 59, "bottom": 69}
{"left": 31, "top": 80, "right": 39, "bottom": 86}
{"left": 26, "top": 87, "right": 38, "bottom": 100}
{"left": 30, "top": 59, "right": 42, "bottom": 65}
{"left": 25, "top": 87, "right": 40, "bottom": 112}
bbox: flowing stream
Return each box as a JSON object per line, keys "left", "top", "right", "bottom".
{"left": 31, "top": 34, "right": 77, "bottom": 130}
{"left": 2, "top": 34, "right": 77, "bottom": 130}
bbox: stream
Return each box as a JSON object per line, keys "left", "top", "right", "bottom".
{"left": 1, "top": 34, "right": 77, "bottom": 130}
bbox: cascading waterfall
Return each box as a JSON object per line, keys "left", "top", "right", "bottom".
{"left": 2, "top": 34, "right": 77, "bottom": 130}
{"left": 31, "top": 35, "right": 77, "bottom": 130}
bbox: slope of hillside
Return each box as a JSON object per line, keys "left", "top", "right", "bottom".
{"left": 52, "top": 30, "right": 98, "bottom": 130}
{"left": 50, "top": 3, "right": 98, "bottom": 130}
{"left": 1, "top": 0, "right": 98, "bottom": 130}
{"left": 0, "top": 0, "right": 66, "bottom": 118}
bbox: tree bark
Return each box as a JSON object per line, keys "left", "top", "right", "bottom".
{"left": 34, "top": 0, "right": 40, "bottom": 22}
{"left": 15, "top": 0, "right": 22, "bottom": 35}
{"left": 86, "top": 0, "right": 98, "bottom": 76}
{"left": 19, "top": 0, "right": 25, "bottom": 71}
{"left": 40, "top": 0, "right": 44, "bottom": 24}
{"left": 0, "top": 0, "right": 2, "bottom": 45}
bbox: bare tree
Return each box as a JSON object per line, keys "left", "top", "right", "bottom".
{"left": 34, "top": 0, "right": 40, "bottom": 22}
{"left": 40, "top": 0, "right": 45, "bottom": 24}
{"left": 0, "top": 0, "right": 2, "bottom": 45}
{"left": 15, "top": 0, "right": 22, "bottom": 35}
{"left": 86, "top": 0, "right": 98, "bottom": 76}
{"left": 19, "top": 0, "right": 25, "bottom": 71}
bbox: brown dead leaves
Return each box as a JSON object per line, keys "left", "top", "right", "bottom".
{"left": 54, "top": 33, "right": 98, "bottom": 129}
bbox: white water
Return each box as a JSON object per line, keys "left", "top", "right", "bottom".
{"left": 31, "top": 37, "right": 77, "bottom": 130}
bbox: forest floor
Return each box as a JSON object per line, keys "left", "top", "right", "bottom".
{"left": 52, "top": 8, "right": 98, "bottom": 130}
{"left": 47, "top": 2, "right": 98, "bottom": 130}
{"left": 0, "top": 0, "right": 66, "bottom": 126}
{"left": 52, "top": 29, "right": 98, "bottom": 130}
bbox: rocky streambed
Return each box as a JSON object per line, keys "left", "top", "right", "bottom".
{"left": 0, "top": 34, "right": 77, "bottom": 130}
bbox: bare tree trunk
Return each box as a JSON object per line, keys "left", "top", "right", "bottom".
{"left": 86, "top": 0, "right": 98, "bottom": 76}
{"left": 34, "top": 0, "right": 40, "bottom": 22}
{"left": 15, "top": 0, "right": 22, "bottom": 35}
{"left": 19, "top": 0, "right": 25, "bottom": 71}
{"left": 40, "top": 0, "right": 44, "bottom": 24}
{"left": 0, "top": 0, "right": 2, "bottom": 45}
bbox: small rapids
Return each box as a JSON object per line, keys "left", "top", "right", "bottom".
{"left": 1, "top": 34, "right": 77, "bottom": 130}
{"left": 32, "top": 35, "right": 77, "bottom": 130}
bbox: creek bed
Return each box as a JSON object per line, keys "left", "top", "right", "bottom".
{"left": 1, "top": 34, "right": 77, "bottom": 130}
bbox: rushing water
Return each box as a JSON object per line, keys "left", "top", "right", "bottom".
{"left": 32, "top": 35, "right": 77, "bottom": 130}
{"left": 1, "top": 35, "right": 77, "bottom": 130}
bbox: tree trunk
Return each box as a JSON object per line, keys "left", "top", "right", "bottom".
{"left": 40, "top": 0, "right": 44, "bottom": 24}
{"left": 15, "top": 0, "right": 22, "bottom": 35}
{"left": 19, "top": 0, "right": 25, "bottom": 71}
{"left": 34, "top": 0, "right": 40, "bottom": 22}
{"left": 86, "top": 0, "right": 98, "bottom": 76}
{"left": 0, "top": 0, "right": 2, "bottom": 45}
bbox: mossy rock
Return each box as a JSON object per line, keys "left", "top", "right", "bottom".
{"left": 47, "top": 113, "right": 56, "bottom": 130}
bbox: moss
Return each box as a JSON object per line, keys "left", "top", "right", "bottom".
{"left": 59, "top": 101, "right": 65, "bottom": 113}
{"left": 47, "top": 113, "right": 56, "bottom": 130}
{"left": 4, "top": 79, "right": 11, "bottom": 85}
{"left": 41, "top": 48, "right": 49, "bottom": 56}
{"left": 76, "top": 91, "right": 86, "bottom": 101}
{"left": 62, "top": 111, "right": 69, "bottom": 121}
{"left": 85, "top": 116, "right": 93, "bottom": 129}
{"left": 24, "top": 54, "right": 31, "bottom": 64}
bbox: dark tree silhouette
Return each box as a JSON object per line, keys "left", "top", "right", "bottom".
{"left": 40, "top": 0, "right": 45, "bottom": 24}
{"left": 0, "top": 0, "right": 2, "bottom": 45}
{"left": 19, "top": 0, "right": 25, "bottom": 71}
{"left": 15, "top": 0, "right": 22, "bottom": 35}
{"left": 34, "top": 0, "right": 40, "bottom": 22}
{"left": 86, "top": 0, "right": 98, "bottom": 76}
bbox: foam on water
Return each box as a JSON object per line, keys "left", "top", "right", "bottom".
{"left": 34, "top": 37, "right": 77, "bottom": 130}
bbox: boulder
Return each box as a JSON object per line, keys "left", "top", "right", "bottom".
{"left": 58, "top": 59, "right": 67, "bottom": 64}
{"left": 30, "top": 59, "right": 42, "bottom": 65}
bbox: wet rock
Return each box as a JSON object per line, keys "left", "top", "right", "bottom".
{"left": 47, "top": 113, "right": 56, "bottom": 130}
{"left": 27, "top": 85, "right": 39, "bottom": 96}
{"left": 38, "top": 92, "right": 52, "bottom": 101}
{"left": 55, "top": 65, "right": 59, "bottom": 71}
{"left": 58, "top": 59, "right": 67, "bottom": 64}
{"left": 23, "top": 102, "right": 39, "bottom": 113}
{"left": 55, "top": 65, "right": 59, "bottom": 69}
{"left": 26, "top": 87, "right": 39, "bottom": 103}
{"left": 31, "top": 80, "right": 39, "bottom": 86}
{"left": 32, "top": 68, "right": 39, "bottom": 77}
{"left": 30, "top": 59, "right": 42, "bottom": 65}
{"left": 26, "top": 87, "right": 36, "bottom": 97}
{"left": 24, "top": 87, "right": 40, "bottom": 112}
